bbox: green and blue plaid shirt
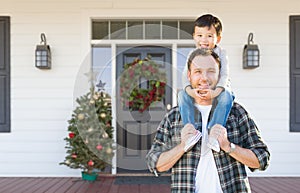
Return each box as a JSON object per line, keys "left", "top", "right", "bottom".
{"left": 146, "top": 102, "right": 270, "bottom": 193}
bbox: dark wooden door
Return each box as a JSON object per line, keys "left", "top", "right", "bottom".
{"left": 116, "top": 46, "right": 172, "bottom": 173}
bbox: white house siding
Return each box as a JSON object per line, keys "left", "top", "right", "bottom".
{"left": 0, "top": 0, "right": 299, "bottom": 176}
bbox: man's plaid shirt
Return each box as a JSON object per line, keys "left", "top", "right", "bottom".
{"left": 146, "top": 102, "right": 270, "bottom": 193}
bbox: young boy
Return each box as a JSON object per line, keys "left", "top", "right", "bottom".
{"left": 178, "top": 14, "right": 234, "bottom": 152}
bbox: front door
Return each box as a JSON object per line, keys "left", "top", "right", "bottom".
{"left": 116, "top": 46, "right": 172, "bottom": 173}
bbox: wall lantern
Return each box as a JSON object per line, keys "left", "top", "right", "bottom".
{"left": 35, "top": 33, "right": 51, "bottom": 69}
{"left": 243, "top": 32, "right": 259, "bottom": 69}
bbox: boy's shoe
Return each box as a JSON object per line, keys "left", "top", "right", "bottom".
{"left": 207, "top": 136, "right": 220, "bottom": 152}
{"left": 184, "top": 130, "right": 202, "bottom": 152}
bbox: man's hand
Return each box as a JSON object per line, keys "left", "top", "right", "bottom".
{"left": 209, "top": 124, "right": 230, "bottom": 152}
{"left": 209, "top": 124, "right": 261, "bottom": 168}
{"left": 181, "top": 123, "right": 197, "bottom": 147}
{"left": 156, "top": 123, "right": 198, "bottom": 172}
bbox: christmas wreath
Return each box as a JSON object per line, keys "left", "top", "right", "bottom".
{"left": 120, "top": 56, "right": 166, "bottom": 112}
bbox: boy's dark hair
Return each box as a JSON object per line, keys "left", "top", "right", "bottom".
{"left": 187, "top": 48, "right": 221, "bottom": 71}
{"left": 194, "top": 14, "right": 223, "bottom": 37}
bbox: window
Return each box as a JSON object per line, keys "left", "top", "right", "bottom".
{"left": 92, "top": 20, "right": 194, "bottom": 40}
{"left": 0, "top": 16, "right": 10, "bottom": 132}
{"left": 290, "top": 15, "right": 300, "bottom": 132}
{"left": 92, "top": 46, "right": 112, "bottom": 95}
{"left": 176, "top": 46, "right": 194, "bottom": 91}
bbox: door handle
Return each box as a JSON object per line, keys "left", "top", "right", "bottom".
{"left": 166, "top": 104, "right": 171, "bottom": 111}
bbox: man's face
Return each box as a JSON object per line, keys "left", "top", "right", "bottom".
{"left": 188, "top": 55, "right": 219, "bottom": 93}
{"left": 193, "top": 26, "right": 221, "bottom": 49}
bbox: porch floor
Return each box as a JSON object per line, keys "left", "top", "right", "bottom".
{"left": 0, "top": 176, "right": 300, "bottom": 193}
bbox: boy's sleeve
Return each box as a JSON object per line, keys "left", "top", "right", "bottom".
{"left": 181, "top": 49, "right": 196, "bottom": 90}
{"left": 182, "top": 63, "right": 190, "bottom": 89}
{"left": 215, "top": 47, "right": 230, "bottom": 89}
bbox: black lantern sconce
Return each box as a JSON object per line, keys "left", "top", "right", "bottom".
{"left": 243, "top": 32, "right": 259, "bottom": 69}
{"left": 35, "top": 33, "right": 51, "bottom": 69}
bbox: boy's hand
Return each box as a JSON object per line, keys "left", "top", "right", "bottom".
{"left": 193, "top": 88, "right": 202, "bottom": 98}
{"left": 196, "top": 87, "right": 223, "bottom": 100}
{"left": 185, "top": 86, "right": 201, "bottom": 99}
{"left": 196, "top": 88, "right": 214, "bottom": 100}
{"left": 186, "top": 86, "right": 223, "bottom": 100}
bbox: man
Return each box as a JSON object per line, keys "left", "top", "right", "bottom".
{"left": 146, "top": 48, "right": 270, "bottom": 193}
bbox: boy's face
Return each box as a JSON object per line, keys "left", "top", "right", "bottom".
{"left": 193, "top": 26, "right": 221, "bottom": 49}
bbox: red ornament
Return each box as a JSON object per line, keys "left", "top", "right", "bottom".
{"left": 88, "top": 160, "right": 94, "bottom": 166}
{"left": 71, "top": 154, "right": 77, "bottom": 159}
{"left": 96, "top": 145, "right": 103, "bottom": 150}
{"left": 69, "top": 132, "right": 75, "bottom": 138}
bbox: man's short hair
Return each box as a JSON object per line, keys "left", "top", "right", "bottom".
{"left": 187, "top": 48, "right": 221, "bottom": 71}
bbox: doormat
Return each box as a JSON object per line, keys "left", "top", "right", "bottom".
{"left": 114, "top": 176, "right": 171, "bottom": 185}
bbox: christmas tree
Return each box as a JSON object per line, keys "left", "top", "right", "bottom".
{"left": 60, "top": 86, "right": 114, "bottom": 175}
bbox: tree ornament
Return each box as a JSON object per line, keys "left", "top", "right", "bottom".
{"left": 106, "top": 148, "right": 112, "bottom": 154}
{"left": 96, "top": 145, "right": 103, "bottom": 150}
{"left": 100, "top": 113, "right": 106, "bottom": 118}
{"left": 88, "top": 160, "right": 94, "bottom": 166}
{"left": 69, "top": 132, "right": 75, "bottom": 138}
{"left": 102, "top": 132, "right": 108, "bottom": 139}
{"left": 71, "top": 154, "right": 77, "bottom": 159}
{"left": 77, "top": 113, "right": 85, "bottom": 120}
{"left": 93, "top": 94, "right": 99, "bottom": 100}
{"left": 96, "top": 80, "right": 106, "bottom": 92}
